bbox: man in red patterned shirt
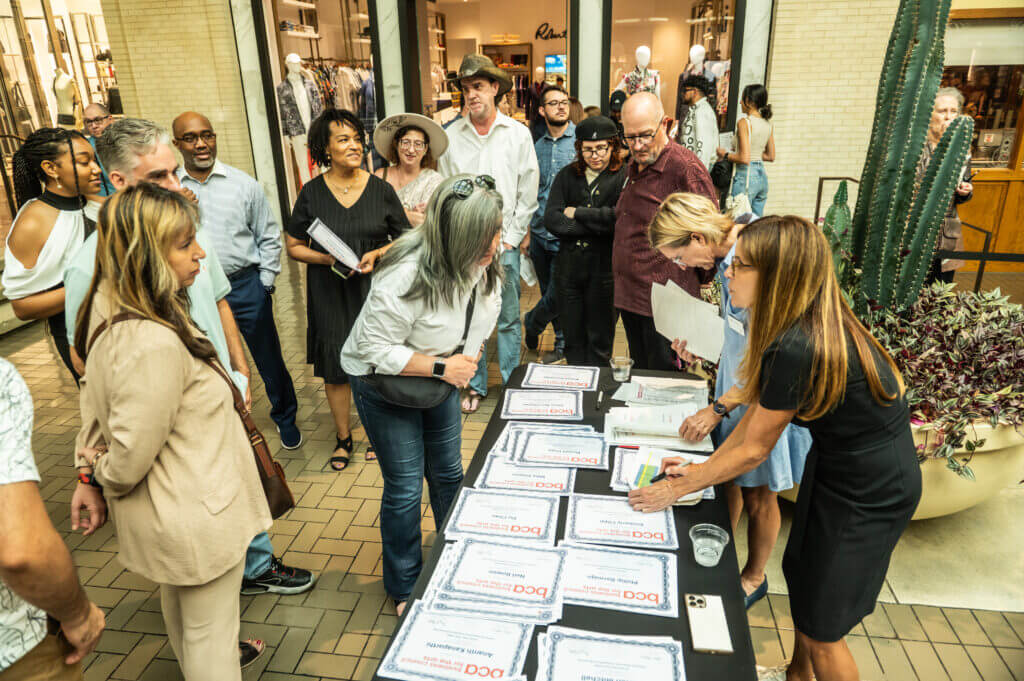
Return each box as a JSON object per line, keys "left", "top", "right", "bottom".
{"left": 613, "top": 92, "right": 717, "bottom": 370}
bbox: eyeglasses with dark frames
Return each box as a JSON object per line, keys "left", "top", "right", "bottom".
{"left": 176, "top": 132, "right": 217, "bottom": 144}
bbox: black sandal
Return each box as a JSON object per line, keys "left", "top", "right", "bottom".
{"left": 330, "top": 435, "right": 352, "bottom": 471}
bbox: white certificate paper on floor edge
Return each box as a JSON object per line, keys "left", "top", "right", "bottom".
{"left": 522, "top": 363, "right": 600, "bottom": 391}
{"left": 500, "top": 389, "right": 584, "bottom": 421}
{"left": 564, "top": 493, "right": 679, "bottom": 550}
{"left": 560, "top": 543, "right": 679, "bottom": 618}
{"left": 444, "top": 489, "right": 560, "bottom": 545}
{"left": 516, "top": 431, "right": 609, "bottom": 469}
{"left": 536, "top": 628, "right": 685, "bottom": 681}
{"left": 475, "top": 455, "right": 576, "bottom": 495}
{"left": 377, "top": 602, "right": 532, "bottom": 681}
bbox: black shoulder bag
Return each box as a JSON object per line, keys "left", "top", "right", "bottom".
{"left": 360, "top": 284, "right": 478, "bottom": 409}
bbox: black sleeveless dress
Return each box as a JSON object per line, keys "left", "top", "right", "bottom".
{"left": 759, "top": 324, "right": 921, "bottom": 642}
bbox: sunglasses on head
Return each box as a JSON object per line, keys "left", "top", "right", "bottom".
{"left": 451, "top": 174, "right": 497, "bottom": 199}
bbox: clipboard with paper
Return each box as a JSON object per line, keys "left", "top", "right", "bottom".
{"left": 307, "top": 218, "right": 362, "bottom": 279}
{"left": 651, "top": 280, "right": 725, "bottom": 362}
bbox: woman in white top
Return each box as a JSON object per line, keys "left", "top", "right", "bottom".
{"left": 373, "top": 113, "right": 447, "bottom": 227}
{"left": 3, "top": 128, "right": 102, "bottom": 381}
{"left": 341, "top": 174, "right": 502, "bottom": 615}
{"left": 717, "top": 84, "right": 775, "bottom": 216}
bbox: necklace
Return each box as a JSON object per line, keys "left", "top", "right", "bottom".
{"left": 327, "top": 171, "right": 361, "bottom": 195}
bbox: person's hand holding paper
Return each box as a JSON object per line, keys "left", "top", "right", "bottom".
{"left": 651, "top": 281, "right": 724, "bottom": 362}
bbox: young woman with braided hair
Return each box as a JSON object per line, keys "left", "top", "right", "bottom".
{"left": 3, "top": 127, "right": 102, "bottom": 380}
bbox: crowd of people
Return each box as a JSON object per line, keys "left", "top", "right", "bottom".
{"left": 0, "top": 52, "right": 976, "bottom": 681}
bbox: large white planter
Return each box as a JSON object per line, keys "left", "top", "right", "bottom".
{"left": 779, "top": 423, "right": 1024, "bottom": 520}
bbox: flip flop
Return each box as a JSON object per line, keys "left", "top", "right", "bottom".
{"left": 239, "top": 638, "right": 265, "bottom": 668}
{"left": 461, "top": 391, "right": 483, "bottom": 414}
{"left": 330, "top": 435, "right": 352, "bottom": 471}
{"left": 744, "top": 577, "right": 768, "bottom": 609}
{"left": 365, "top": 447, "right": 377, "bottom": 462}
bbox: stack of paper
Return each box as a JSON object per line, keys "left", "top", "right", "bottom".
{"left": 423, "top": 538, "right": 569, "bottom": 623}
{"left": 611, "top": 378, "right": 709, "bottom": 407}
{"left": 564, "top": 493, "right": 679, "bottom": 550}
{"left": 561, "top": 543, "right": 679, "bottom": 618}
{"left": 511, "top": 430, "right": 609, "bottom": 470}
{"left": 474, "top": 455, "right": 576, "bottom": 495}
{"left": 490, "top": 421, "right": 597, "bottom": 460}
{"left": 609, "top": 447, "right": 715, "bottom": 505}
{"left": 651, "top": 279, "right": 724, "bottom": 362}
{"left": 444, "top": 489, "right": 560, "bottom": 545}
{"left": 605, "top": 404, "right": 713, "bottom": 452}
{"left": 536, "top": 627, "right": 686, "bottom": 681}
{"left": 500, "top": 389, "right": 584, "bottom": 421}
{"left": 522, "top": 363, "right": 600, "bottom": 391}
{"left": 378, "top": 602, "right": 532, "bottom": 681}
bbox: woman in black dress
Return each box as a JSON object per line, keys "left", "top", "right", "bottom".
{"left": 628, "top": 215, "right": 921, "bottom": 681}
{"left": 285, "top": 109, "right": 410, "bottom": 470}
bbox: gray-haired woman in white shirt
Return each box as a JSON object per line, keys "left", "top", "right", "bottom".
{"left": 340, "top": 174, "right": 503, "bottom": 614}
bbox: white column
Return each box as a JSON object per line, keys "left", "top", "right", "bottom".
{"left": 736, "top": 0, "right": 774, "bottom": 103}
{"left": 575, "top": 0, "right": 606, "bottom": 110}
{"left": 373, "top": 0, "right": 406, "bottom": 117}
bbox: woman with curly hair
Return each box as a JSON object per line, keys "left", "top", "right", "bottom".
{"left": 284, "top": 109, "right": 411, "bottom": 470}
{"left": 2, "top": 127, "right": 102, "bottom": 381}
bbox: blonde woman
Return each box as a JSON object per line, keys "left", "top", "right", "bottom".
{"left": 74, "top": 184, "right": 271, "bottom": 681}
{"left": 631, "top": 215, "right": 920, "bottom": 681}
{"left": 648, "top": 193, "right": 811, "bottom": 610}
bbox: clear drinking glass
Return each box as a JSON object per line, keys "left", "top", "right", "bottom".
{"left": 689, "top": 523, "right": 730, "bottom": 567}
{"left": 610, "top": 356, "right": 634, "bottom": 382}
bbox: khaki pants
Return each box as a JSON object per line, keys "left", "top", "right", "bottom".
{"left": 159, "top": 559, "right": 244, "bottom": 681}
{"left": 0, "top": 635, "right": 82, "bottom": 681}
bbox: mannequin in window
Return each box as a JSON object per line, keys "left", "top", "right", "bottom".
{"left": 276, "top": 53, "right": 324, "bottom": 184}
{"left": 614, "top": 46, "right": 660, "bottom": 98}
{"left": 52, "top": 69, "right": 80, "bottom": 129}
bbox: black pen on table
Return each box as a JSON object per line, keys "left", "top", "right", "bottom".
{"left": 595, "top": 390, "right": 604, "bottom": 411}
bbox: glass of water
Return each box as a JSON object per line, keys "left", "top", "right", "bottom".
{"left": 610, "top": 356, "right": 634, "bottom": 382}
{"left": 689, "top": 523, "right": 730, "bottom": 567}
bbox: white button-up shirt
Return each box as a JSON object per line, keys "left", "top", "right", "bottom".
{"left": 340, "top": 253, "right": 502, "bottom": 376}
{"left": 439, "top": 112, "right": 540, "bottom": 248}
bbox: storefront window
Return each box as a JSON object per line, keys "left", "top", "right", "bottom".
{"left": 609, "top": 0, "right": 734, "bottom": 133}
{"left": 943, "top": 17, "right": 1024, "bottom": 169}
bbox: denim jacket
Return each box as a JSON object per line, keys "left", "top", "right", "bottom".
{"left": 531, "top": 121, "right": 577, "bottom": 242}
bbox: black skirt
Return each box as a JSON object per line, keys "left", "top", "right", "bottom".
{"left": 782, "top": 427, "right": 921, "bottom": 641}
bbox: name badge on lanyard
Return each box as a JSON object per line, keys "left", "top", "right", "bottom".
{"left": 727, "top": 315, "right": 745, "bottom": 336}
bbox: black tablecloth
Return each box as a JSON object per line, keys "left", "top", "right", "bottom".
{"left": 373, "top": 366, "right": 757, "bottom": 681}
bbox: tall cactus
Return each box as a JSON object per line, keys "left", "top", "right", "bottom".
{"left": 839, "top": 0, "right": 974, "bottom": 312}
{"left": 822, "top": 180, "right": 852, "bottom": 285}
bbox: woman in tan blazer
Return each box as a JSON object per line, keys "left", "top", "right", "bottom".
{"left": 74, "top": 184, "right": 271, "bottom": 681}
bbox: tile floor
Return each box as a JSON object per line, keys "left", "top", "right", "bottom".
{"left": 2, "top": 258, "right": 1022, "bottom": 681}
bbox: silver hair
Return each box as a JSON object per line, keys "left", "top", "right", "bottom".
{"left": 95, "top": 118, "right": 172, "bottom": 175}
{"left": 377, "top": 174, "right": 504, "bottom": 309}
{"left": 935, "top": 87, "right": 965, "bottom": 112}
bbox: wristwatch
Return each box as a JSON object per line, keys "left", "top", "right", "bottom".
{"left": 712, "top": 400, "right": 730, "bottom": 417}
{"left": 77, "top": 471, "right": 102, "bottom": 489}
{"left": 432, "top": 359, "right": 446, "bottom": 378}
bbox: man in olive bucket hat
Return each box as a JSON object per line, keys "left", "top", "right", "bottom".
{"left": 439, "top": 54, "right": 539, "bottom": 414}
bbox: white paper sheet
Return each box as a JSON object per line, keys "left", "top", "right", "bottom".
{"left": 522, "top": 363, "right": 600, "bottom": 391}
{"left": 651, "top": 281, "right": 724, "bottom": 362}
{"left": 515, "top": 431, "right": 609, "bottom": 470}
{"left": 604, "top": 405, "right": 713, "bottom": 452}
{"left": 564, "top": 493, "right": 679, "bottom": 550}
{"left": 474, "top": 455, "right": 576, "bottom": 495}
{"left": 444, "top": 489, "right": 560, "bottom": 545}
{"left": 535, "top": 627, "right": 686, "bottom": 681}
{"left": 561, "top": 543, "right": 679, "bottom": 618}
{"left": 609, "top": 447, "right": 714, "bottom": 504}
{"left": 377, "top": 602, "right": 532, "bottom": 681}
{"left": 307, "top": 218, "right": 361, "bottom": 271}
{"left": 500, "top": 389, "right": 584, "bottom": 421}
{"left": 610, "top": 380, "right": 709, "bottom": 407}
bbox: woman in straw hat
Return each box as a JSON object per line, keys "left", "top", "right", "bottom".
{"left": 373, "top": 113, "right": 448, "bottom": 227}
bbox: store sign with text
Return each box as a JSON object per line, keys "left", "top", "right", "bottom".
{"left": 536, "top": 22, "right": 567, "bottom": 40}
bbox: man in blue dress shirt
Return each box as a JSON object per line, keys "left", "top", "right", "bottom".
{"left": 524, "top": 85, "right": 576, "bottom": 364}
{"left": 172, "top": 112, "right": 301, "bottom": 452}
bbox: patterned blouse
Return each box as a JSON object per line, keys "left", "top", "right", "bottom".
{"left": 619, "top": 67, "right": 661, "bottom": 96}
{"left": 0, "top": 358, "right": 47, "bottom": 672}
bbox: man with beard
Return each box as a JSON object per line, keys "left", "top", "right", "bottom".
{"left": 523, "top": 85, "right": 576, "bottom": 364}
{"left": 172, "top": 112, "right": 301, "bottom": 456}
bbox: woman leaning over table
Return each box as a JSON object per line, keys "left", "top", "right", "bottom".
{"left": 629, "top": 215, "right": 921, "bottom": 681}
{"left": 341, "top": 175, "right": 503, "bottom": 616}
{"left": 647, "top": 193, "right": 811, "bottom": 611}
{"left": 373, "top": 113, "right": 447, "bottom": 227}
{"left": 74, "top": 184, "right": 271, "bottom": 681}
{"left": 544, "top": 115, "right": 626, "bottom": 367}
{"left": 285, "top": 108, "right": 411, "bottom": 471}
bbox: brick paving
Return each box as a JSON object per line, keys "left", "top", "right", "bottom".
{"left": 2, "top": 257, "right": 1022, "bottom": 681}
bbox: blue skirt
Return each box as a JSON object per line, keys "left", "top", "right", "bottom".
{"left": 713, "top": 404, "right": 811, "bottom": 491}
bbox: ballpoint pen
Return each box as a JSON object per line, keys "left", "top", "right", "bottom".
{"left": 595, "top": 390, "right": 604, "bottom": 410}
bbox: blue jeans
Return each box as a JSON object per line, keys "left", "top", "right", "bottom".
{"left": 469, "top": 248, "right": 521, "bottom": 397}
{"left": 224, "top": 267, "right": 298, "bottom": 429}
{"left": 524, "top": 236, "right": 563, "bottom": 352}
{"left": 731, "top": 161, "right": 769, "bottom": 216}
{"left": 349, "top": 375, "right": 463, "bottom": 601}
{"left": 244, "top": 532, "right": 274, "bottom": 579}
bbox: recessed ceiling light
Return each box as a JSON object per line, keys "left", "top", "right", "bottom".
{"left": 614, "top": 18, "right": 641, "bottom": 24}
{"left": 649, "top": 17, "right": 669, "bottom": 22}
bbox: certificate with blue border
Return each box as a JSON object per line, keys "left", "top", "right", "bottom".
{"left": 564, "top": 493, "right": 679, "bottom": 550}
{"left": 444, "top": 489, "right": 560, "bottom": 545}
{"left": 560, "top": 543, "right": 679, "bottom": 618}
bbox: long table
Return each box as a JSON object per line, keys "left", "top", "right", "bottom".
{"left": 373, "top": 366, "right": 757, "bottom": 681}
